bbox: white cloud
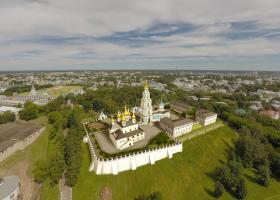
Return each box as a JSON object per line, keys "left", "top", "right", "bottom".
{"left": 0, "top": 0, "right": 280, "bottom": 70}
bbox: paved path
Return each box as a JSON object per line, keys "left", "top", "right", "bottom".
{"left": 60, "top": 176, "right": 72, "bottom": 200}
{"left": 178, "top": 121, "right": 225, "bottom": 142}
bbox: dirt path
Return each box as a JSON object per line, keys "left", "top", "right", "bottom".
{"left": 0, "top": 160, "right": 40, "bottom": 200}
{"left": 60, "top": 176, "right": 72, "bottom": 200}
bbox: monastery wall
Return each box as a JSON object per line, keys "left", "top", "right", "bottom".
{"left": 89, "top": 138, "right": 182, "bottom": 175}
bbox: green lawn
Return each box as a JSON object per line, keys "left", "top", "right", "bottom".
{"left": 40, "top": 180, "right": 60, "bottom": 200}
{"left": 73, "top": 125, "right": 280, "bottom": 200}
{"left": 192, "top": 123, "right": 203, "bottom": 131}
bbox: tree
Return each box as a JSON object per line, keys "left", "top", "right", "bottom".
{"left": 48, "top": 111, "right": 67, "bottom": 129}
{"left": 44, "top": 96, "right": 64, "bottom": 113}
{"left": 0, "top": 111, "right": 16, "bottom": 124}
{"left": 256, "top": 165, "right": 270, "bottom": 186}
{"left": 33, "top": 159, "right": 49, "bottom": 183}
{"left": 150, "top": 191, "right": 162, "bottom": 200}
{"left": 235, "top": 179, "right": 247, "bottom": 199}
{"left": 269, "top": 151, "right": 280, "bottom": 179}
{"left": 214, "top": 181, "right": 224, "bottom": 198}
{"left": 19, "top": 101, "right": 39, "bottom": 121}
{"left": 48, "top": 129, "right": 65, "bottom": 185}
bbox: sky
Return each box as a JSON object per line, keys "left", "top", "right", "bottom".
{"left": 0, "top": 0, "right": 280, "bottom": 71}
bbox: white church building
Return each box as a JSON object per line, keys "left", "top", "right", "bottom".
{"left": 109, "top": 108, "right": 145, "bottom": 150}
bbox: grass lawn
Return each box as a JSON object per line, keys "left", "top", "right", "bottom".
{"left": 40, "top": 180, "right": 60, "bottom": 200}
{"left": 19, "top": 85, "right": 82, "bottom": 97}
{"left": 192, "top": 123, "right": 203, "bottom": 131}
{"left": 73, "top": 125, "right": 280, "bottom": 200}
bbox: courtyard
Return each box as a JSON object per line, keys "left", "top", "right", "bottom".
{"left": 94, "top": 125, "right": 162, "bottom": 154}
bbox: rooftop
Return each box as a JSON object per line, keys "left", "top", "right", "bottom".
{"left": 0, "top": 121, "right": 43, "bottom": 152}
{"left": 160, "top": 117, "right": 193, "bottom": 128}
{"left": 0, "top": 176, "right": 19, "bottom": 199}
{"left": 196, "top": 109, "right": 217, "bottom": 118}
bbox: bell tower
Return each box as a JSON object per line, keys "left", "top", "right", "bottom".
{"left": 140, "top": 80, "right": 153, "bottom": 125}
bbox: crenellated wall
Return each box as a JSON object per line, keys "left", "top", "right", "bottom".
{"left": 93, "top": 143, "right": 182, "bottom": 175}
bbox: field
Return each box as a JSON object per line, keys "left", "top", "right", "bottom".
{"left": 73, "top": 125, "right": 280, "bottom": 200}
{"left": 19, "top": 85, "right": 83, "bottom": 97}
{"left": 0, "top": 117, "right": 59, "bottom": 200}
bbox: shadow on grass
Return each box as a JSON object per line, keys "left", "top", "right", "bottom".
{"left": 204, "top": 187, "right": 216, "bottom": 198}
{"left": 205, "top": 170, "right": 217, "bottom": 180}
{"left": 218, "top": 159, "right": 226, "bottom": 165}
{"left": 244, "top": 173, "right": 258, "bottom": 184}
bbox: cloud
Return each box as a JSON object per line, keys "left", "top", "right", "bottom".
{"left": 0, "top": 0, "right": 280, "bottom": 70}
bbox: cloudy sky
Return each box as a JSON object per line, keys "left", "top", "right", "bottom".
{"left": 0, "top": 0, "right": 280, "bottom": 71}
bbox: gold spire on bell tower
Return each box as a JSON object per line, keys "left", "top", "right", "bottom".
{"left": 144, "top": 80, "right": 148, "bottom": 89}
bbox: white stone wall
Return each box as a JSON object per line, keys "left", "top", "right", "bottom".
{"left": 90, "top": 142, "right": 182, "bottom": 175}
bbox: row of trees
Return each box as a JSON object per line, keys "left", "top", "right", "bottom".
{"left": 31, "top": 92, "right": 87, "bottom": 187}
{"left": 19, "top": 96, "right": 65, "bottom": 121}
{"left": 33, "top": 105, "right": 86, "bottom": 186}
{"left": 221, "top": 112, "right": 280, "bottom": 147}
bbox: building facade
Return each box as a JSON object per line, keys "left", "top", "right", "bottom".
{"left": 196, "top": 109, "right": 217, "bottom": 126}
{"left": 160, "top": 117, "right": 193, "bottom": 138}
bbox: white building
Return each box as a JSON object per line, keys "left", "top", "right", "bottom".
{"left": 0, "top": 176, "right": 20, "bottom": 200}
{"left": 98, "top": 111, "right": 107, "bottom": 121}
{"left": 109, "top": 110, "right": 145, "bottom": 150}
{"left": 160, "top": 117, "right": 193, "bottom": 138}
{"left": 0, "top": 106, "right": 21, "bottom": 114}
{"left": 30, "top": 84, "right": 37, "bottom": 96}
{"left": 195, "top": 109, "right": 217, "bottom": 126}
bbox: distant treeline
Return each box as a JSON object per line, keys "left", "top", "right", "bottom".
{"left": 2, "top": 84, "right": 53, "bottom": 96}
